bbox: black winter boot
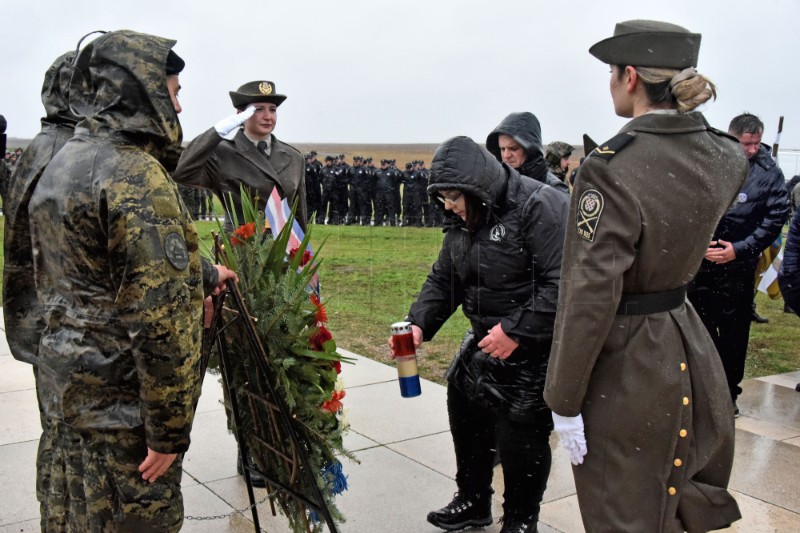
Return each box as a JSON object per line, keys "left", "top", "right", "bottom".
{"left": 499, "top": 513, "right": 538, "bottom": 533}
{"left": 426, "top": 492, "right": 493, "bottom": 531}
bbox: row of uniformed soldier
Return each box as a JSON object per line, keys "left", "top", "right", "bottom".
{"left": 305, "top": 153, "right": 443, "bottom": 226}
{"left": 177, "top": 184, "right": 215, "bottom": 220}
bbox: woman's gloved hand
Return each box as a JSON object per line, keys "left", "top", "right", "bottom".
{"left": 552, "top": 412, "right": 588, "bottom": 465}
{"left": 214, "top": 105, "right": 256, "bottom": 137}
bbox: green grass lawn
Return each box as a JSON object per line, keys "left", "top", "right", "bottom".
{"left": 1, "top": 218, "right": 797, "bottom": 385}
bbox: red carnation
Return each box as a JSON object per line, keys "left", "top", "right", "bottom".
{"left": 322, "top": 390, "right": 346, "bottom": 413}
{"left": 310, "top": 325, "right": 333, "bottom": 351}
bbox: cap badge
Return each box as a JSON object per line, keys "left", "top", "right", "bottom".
{"left": 259, "top": 82, "right": 274, "bottom": 95}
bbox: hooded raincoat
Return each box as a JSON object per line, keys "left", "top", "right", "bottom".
{"left": 4, "top": 51, "right": 80, "bottom": 366}
{"left": 28, "top": 30, "right": 210, "bottom": 531}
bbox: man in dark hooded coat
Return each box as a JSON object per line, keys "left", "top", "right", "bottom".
{"left": 486, "top": 112, "right": 569, "bottom": 195}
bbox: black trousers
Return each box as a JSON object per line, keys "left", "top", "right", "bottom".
{"left": 447, "top": 383, "right": 552, "bottom": 517}
{"left": 688, "top": 267, "right": 755, "bottom": 401}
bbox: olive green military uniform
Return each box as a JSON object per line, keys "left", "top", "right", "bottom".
{"left": 28, "top": 30, "right": 214, "bottom": 532}
{"left": 544, "top": 111, "right": 747, "bottom": 532}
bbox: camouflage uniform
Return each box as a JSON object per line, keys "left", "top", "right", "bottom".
{"left": 27, "top": 30, "right": 215, "bottom": 532}
{"left": 545, "top": 141, "right": 573, "bottom": 182}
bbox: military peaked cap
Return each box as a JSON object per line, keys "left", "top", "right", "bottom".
{"left": 229, "top": 80, "right": 287, "bottom": 108}
{"left": 589, "top": 19, "right": 701, "bottom": 69}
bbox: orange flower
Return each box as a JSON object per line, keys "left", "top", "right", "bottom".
{"left": 311, "top": 294, "right": 328, "bottom": 323}
{"left": 231, "top": 222, "right": 256, "bottom": 246}
{"left": 322, "top": 390, "right": 346, "bottom": 413}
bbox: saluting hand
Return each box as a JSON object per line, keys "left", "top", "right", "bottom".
{"left": 214, "top": 105, "right": 256, "bottom": 137}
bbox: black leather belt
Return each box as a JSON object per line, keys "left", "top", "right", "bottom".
{"left": 616, "top": 285, "right": 687, "bottom": 315}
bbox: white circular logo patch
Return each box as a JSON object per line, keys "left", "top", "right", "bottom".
{"left": 489, "top": 223, "right": 506, "bottom": 242}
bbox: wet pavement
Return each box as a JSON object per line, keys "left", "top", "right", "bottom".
{"left": 1, "top": 307, "right": 798, "bottom": 532}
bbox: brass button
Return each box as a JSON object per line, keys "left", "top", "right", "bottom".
{"left": 674, "top": 458, "right": 683, "bottom": 467}
{"left": 682, "top": 397, "right": 690, "bottom": 406}
{"left": 680, "top": 363, "right": 687, "bottom": 371}
{"left": 668, "top": 487, "right": 677, "bottom": 496}
{"left": 679, "top": 429, "right": 688, "bottom": 438}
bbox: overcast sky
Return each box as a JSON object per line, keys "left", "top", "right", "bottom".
{"left": 4, "top": 0, "right": 800, "bottom": 155}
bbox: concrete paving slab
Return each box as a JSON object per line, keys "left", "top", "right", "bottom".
{"left": 0, "top": 440, "right": 39, "bottom": 526}
{"left": 0, "top": 519, "right": 39, "bottom": 532}
{"left": 182, "top": 482, "right": 249, "bottom": 532}
{"left": 719, "top": 490, "right": 800, "bottom": 532}
{"left": 757, "top": 372, "right": 800, "bottom": 390}
{"left": 539, "top": 494, "right": 584, "bottom": 532}
{"left": 195, "top": 371, "right": 226, "bottom": 415}
{"left": 729, "top": 430, "right": 800, "bottom": 514}
{"left": 183, "top": 409, "right": 239, "bottom": 485}
{"left": 736, "top": 414, "right": 800, "bottom": 442}
{"left": 0, "top": 388, "right": 41, "bottom": 446}
{"left": 386, "top": 430, "right": 455, "bottom": 478}
{"left": 338, "top": 349, "right": 397, "bottom": 388}
{"left": 344, "top": 379, "right": 447, "bottom": 444}
{"left": 738, "top": 378, "right": 800, "bottom": 431}
{"left": 0, "top": 354, "right": 35, "bottom": 393}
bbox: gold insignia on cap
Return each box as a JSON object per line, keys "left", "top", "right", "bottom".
{"left": 577, "top": 189, "right": 605, "bottom": 242}
{"left": 259, "top": 82, "right": 273, "bottom": 95}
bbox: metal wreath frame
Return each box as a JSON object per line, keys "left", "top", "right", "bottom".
{"left": 203, "top": 278, "right": 339, "bottom": 533}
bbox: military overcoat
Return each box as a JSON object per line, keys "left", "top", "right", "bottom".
{"left": 544, "top": 111, "right": 747, "bottom": 532}
{"left": 172, "top": 127, "right": 307, "bottom": 229}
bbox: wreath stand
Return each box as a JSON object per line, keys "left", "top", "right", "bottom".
{"left": 203, "top": 278, "right": 340, "bottom": 533}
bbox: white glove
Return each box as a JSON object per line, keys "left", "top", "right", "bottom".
{"left": 552, "top": 412, "right": 588, "bottom": 466}
{"left": 214, "top": 105, "right": 256, "bottom": 137}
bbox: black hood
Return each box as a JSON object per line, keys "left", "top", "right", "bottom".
{"left": 486, "top": 112, "right": 544, "bottom": 161}
{"left": 427, "top": 136, "right": 508, "bottom": 218}
{"left": 485, "top": 112, "right": 549, "bottom": 180}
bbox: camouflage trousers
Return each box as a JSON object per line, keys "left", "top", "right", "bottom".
{"left": 38, "top": 421, "right": 184, "bottom": 532}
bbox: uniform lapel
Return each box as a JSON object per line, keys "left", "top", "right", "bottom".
{"left": 233, "top": 130, "right": 280, "bottom": 181}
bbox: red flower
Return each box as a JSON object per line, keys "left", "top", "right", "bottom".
{"left": 310, "top": 325, "right": 333, "bottom": 351}
{"left": 290, "top": 247, "right": 314, "bottom": 266}
{"left": 231, "top": 222, "right": 256, "bottom": 246}
{"left": 322, "top": 390, "right": 346, "bottom": 413}
{"left": 331, "top": 360, "right": 341, "bottom": 374}
{"left": 310, "top": 294, "right": 328, "bottom": 323}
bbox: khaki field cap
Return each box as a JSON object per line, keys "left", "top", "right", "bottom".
{"left": 589, "top": 19, "right": 701, "bottom": 69}
{"left": 229, "top": 80, "right": 287, "bottom": 108}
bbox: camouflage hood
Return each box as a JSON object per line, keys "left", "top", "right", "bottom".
{"left": 41, "top": 51, "right": 80, "bottom": 127}
{"left": 70, "top": 30, "right": 182, "bottom": 162}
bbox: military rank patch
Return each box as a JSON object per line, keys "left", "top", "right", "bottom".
{"left": 577, "top": 189, "right": 604, "bottom": 242}
{"left": 489, "top": 223, "right": 506, "bottom": 242}
{"left": 164, "top": 232, "right": 189, "bottom": 270}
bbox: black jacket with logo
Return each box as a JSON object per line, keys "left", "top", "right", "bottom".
{"left": 407, "top": 136, "right": 567, "bottom": 419}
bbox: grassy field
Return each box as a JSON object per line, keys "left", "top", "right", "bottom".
{"left": 191, "top": 221, "right": 799, "bottom": 385}
{"left": 1, "top": 212, "right": 797, "bottom": 386}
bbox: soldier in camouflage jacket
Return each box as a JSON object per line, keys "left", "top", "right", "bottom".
{"left": 27, "top": 30, "right": 231, "bottom": 532}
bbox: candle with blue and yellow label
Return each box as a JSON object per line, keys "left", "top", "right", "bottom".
{"left": 391, "top": 321, "right": 421, "bottom": 397}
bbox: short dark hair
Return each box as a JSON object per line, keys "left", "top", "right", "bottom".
{"left": 729, "top": 113, "right": 764, "bottom": 136}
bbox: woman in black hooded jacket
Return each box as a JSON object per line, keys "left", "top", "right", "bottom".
{"left": 486, "top": 112, "right": 569, "bottom": 195}
{"left": 392, "top": 136, "right": 568, "bottom": 532}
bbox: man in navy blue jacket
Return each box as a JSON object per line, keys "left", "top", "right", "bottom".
{"left": 689, "top": 113, "right": 790, "bottom": 414}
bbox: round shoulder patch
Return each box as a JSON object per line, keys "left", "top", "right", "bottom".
{"left": 164, "top": 232, "right": 189, "bottom": 270}
{"left": 489, "top": 223, "right": 507, "bottom": 242}
{"left": 577, "top": 189, "right": 605, "bottom": 242}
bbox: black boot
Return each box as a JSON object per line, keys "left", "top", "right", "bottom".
{"left": 237, "top": 452, "right": 266, "bottom": 488}
{"left": 751, "top": 302, "right": 769, "bottom": 323}
{"left": 427, "top": 492, "right": 493, "bottom": 531}
{"left": 499, "top": 513, "right": 538, "bottom": 533}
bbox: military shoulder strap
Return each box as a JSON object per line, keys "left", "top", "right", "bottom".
{"left": 589, "top": 132, "right": 636, "bottom": 162}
